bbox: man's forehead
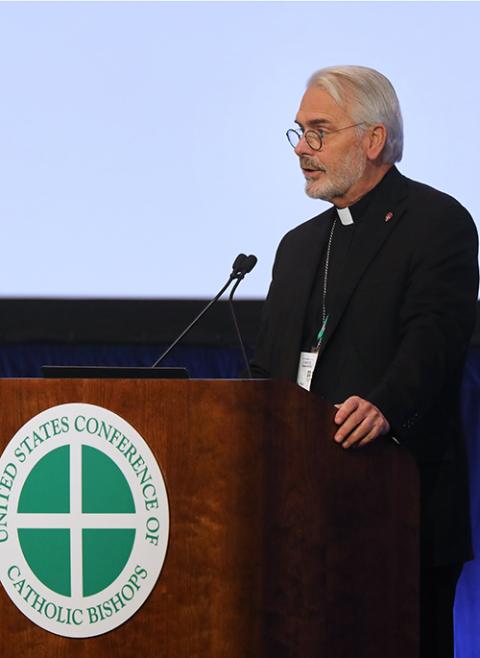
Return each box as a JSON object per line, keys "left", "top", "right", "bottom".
{"left": 295, "top": 85, "right": 351, "bottom": 126}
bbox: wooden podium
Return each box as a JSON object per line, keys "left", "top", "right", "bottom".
{"left": 0, "top": 378, "right": 419, "bottom": 658}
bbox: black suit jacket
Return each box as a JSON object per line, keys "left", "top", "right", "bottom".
{"left": 252, "top": 167, "right": 479, "bottom": 566}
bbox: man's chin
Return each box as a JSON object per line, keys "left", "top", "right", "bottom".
{"left": 305, "top": 180, "right": 335, "bottom": 201}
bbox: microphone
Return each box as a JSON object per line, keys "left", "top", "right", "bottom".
{"left": 151, "top": 254, "right": 256, "bottom": 368}
{"left": 238, "top": 254, "right": 257, "bottom": 276}
{"left": 228, "top": 255, "right": 257, "bottom": 378}
{"left": 231, "top": 253, "right": 248, "bottom": 276}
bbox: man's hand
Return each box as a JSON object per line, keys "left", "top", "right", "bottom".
{"left": 333, "top": 396, "right": 390, "bottom": 449}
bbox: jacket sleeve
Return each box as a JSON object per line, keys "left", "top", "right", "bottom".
{"left": 249, "top": 233, "right": 291, "bottom": 379}
{"left": 367, "top": 203, "right": 478, "bottom": 439}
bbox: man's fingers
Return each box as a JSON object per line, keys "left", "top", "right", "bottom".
{"left": 334, "top": 396, "right": 361, "bottom": 424}
{"left": 339, "top": 416, "right": 375, "bottom": 448}
{"left": 333, "top": 396, "right": 390, "bottom": 448}
{"left": 334, "top": 408, "right": 371, "bottom": 443}
{"left": 343, "top": 419, "right": 383, "bottom": 449}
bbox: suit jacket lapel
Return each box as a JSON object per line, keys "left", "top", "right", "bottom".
{"left": 279, "top": 208, "right": 335, "bottom": 379}
{"left": 316, "top": 168, "right": 409, "bottom": 358}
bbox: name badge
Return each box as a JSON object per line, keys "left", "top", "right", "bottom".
{"left": 296, "top": 351, "right": 319, "bottom": 391}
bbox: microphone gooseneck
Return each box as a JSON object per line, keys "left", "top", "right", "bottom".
{"left": 151, "top": 253, "right": 257, "bottom": 368}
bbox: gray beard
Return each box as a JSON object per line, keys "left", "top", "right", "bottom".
{"left": 305, "top": 149, "right": 367, "bottom": 202}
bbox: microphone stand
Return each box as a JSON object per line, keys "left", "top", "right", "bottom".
{"left": 151, "top": 254, "right": 257, "bottom": 370}
{"left": 228, "top": 277, "right": 252, "bottom": 378}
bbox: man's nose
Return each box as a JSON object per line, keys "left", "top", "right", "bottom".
{"left": 294, "top": 134, "right": 314, "bottom": 157}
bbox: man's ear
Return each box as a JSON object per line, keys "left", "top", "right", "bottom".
{"left": 364, "top": 124, "right": 387, "bottom": 161}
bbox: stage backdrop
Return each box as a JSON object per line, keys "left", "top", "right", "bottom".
{"left": 0, "top": 1, "right": 479, "bottom": 298}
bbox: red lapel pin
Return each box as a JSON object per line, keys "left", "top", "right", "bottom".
{"left": 384, "top": 211, "right": 393, "bottom": 223}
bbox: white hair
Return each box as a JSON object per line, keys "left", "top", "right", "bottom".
{"left": 307, "top": 65, "right": 403, "bottom": 164}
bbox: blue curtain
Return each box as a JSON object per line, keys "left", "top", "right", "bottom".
{"left": 0, "top": 342, "right": 247, "bottom": 379}
{"left": 455, "top": 349, "right": 480, "bottom": 657}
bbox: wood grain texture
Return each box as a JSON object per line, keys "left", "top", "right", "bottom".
{"left": 0, "top": 379, "right": 419, "bottom": 657}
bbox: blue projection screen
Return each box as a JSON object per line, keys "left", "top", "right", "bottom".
{"left": 0, "top": 1, "right": 478, "bottom": 298}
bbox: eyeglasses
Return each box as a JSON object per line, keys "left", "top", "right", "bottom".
{"left": 286, "top": 122, "right": 365, "bottom": 151}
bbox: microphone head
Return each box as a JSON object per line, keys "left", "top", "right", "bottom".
{"left": 231, "top": 253, "right": 247, "bottom": 274}
{"left": 243, "top": 254, "right": 258, "bottom": 274}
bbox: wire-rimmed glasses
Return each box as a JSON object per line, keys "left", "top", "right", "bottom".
{"left": 286, "top": 123, "right": 365, "bottom": 151}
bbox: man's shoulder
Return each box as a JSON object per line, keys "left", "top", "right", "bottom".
{"left": 388, "top": 171, "right": 478, "bottom": 266}
{"left": 278, "top": 207, "right": 332, "bottom": 248}
{"left": 402, "top": 171, "right": 472, "bottom": 219}
{"left": 382, "top": 169, "right": 477, "bottom": 246}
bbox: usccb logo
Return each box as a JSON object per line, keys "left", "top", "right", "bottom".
{"left": 0, "top": 403, "right": 169, "bottom": 638}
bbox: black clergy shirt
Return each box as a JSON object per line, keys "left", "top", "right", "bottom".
{"left": 301, "top": 167, "right": 397, "bottom": 352}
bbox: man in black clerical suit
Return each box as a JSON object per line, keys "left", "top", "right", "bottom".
{"left": 251, "top": 66, "right": 478, "bottom": 658}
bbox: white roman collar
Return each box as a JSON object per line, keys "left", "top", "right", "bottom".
{"left": 336, "top": 206, "right": 354, "bottom": 226}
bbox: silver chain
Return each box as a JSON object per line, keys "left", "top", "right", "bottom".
{"left": 322, "top": 218, "right": 336, "bottom": 324}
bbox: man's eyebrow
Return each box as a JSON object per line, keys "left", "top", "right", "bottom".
{"left": 295, "top": 118, "right": 332, "bottom": 129}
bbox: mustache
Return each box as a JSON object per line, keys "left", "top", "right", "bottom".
{"left": 300, "top": 157, "right": 326, "bottom": 171}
